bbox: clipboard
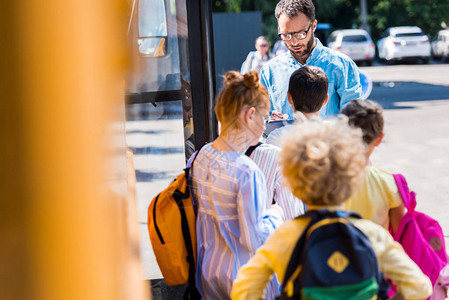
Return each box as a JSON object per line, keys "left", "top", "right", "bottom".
{"left": 264, "top": 119, "right": 295, "bottom": 136}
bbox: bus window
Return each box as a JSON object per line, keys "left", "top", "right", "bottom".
{"left": 138, "top": 0, "right": 167, "bottom": 57}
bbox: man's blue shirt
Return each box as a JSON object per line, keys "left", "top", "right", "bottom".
{"left": 260, "top": 39, "right": 363, "bottom": 119}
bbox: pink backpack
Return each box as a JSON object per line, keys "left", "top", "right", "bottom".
{"left": 430, "top": 264, "right": 449, "bottom": 300}
{"left": 392, "top": 173, "right": 448, "bottom": 287}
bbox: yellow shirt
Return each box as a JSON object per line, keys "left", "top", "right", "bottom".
{"left": 231, "top": 206, "right": 432, "bottom": 300}
{"left": 345, "top": 166, "right": 403, "bottom": 228}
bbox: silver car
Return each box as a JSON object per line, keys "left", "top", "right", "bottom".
{"left": 327, "top": 29, "right": 375, "bottom": 65}
{"left": 431, "top": 29, "right": 449, "bottom": 62}
{"left": 377, "top": 26, "right": 431, "bottom": 64}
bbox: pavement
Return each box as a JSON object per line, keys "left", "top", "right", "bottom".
{"left": 127, "top": 62, "right": 449, "bottom": 288}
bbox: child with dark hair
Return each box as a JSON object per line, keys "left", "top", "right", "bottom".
{"left": 266, "top": 65, "right": 328, "bottom": 147}
{"left": 340, "top": 99, "right": 406, "bottom": 233}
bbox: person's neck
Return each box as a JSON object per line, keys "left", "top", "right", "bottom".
{"left": 295, "top": 55, "right": 308, "bottom": 65}
{"left": 301, "top": 111, "right": 320, "bottom": 118}
{"left": 365, "top": 142, "right": 375, "bottom": 162}
{"left": 212, "top": 130, "right": 248, "bottom": 153}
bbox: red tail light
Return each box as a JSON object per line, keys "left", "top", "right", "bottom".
{"left": 393, "top": 41, "right": 400, "bottom": 45}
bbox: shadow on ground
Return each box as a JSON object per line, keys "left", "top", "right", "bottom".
{"left": 368, "top": 81, "right": 449, "bottom": 109}
{"left": 128, "top": 146, "right": 184, "bottom": 155}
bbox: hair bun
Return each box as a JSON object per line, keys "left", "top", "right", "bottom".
{"left": 224, "top": 71, "right": 242, "bottom": 86}
{"left": 243, "top": 71, "right": 260, "bottom": 89}
{"left": 305, "top": 139, "right": 330, "bottom": 160}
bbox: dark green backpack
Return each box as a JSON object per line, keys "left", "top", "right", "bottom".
{"left": 278, "top": 210, "right": 389, "bottom": 300}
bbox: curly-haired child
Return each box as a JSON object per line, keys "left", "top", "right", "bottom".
{"left": 231, "top": 117, "right": 431, "bottom": 300}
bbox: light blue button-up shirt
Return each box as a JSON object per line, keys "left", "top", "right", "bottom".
{"left": 260, "top": 39, "right": 363, "bottom": 119}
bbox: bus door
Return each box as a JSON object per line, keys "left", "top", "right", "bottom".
{"left": 125, "top": 0, "right": 216, "bottom": 282}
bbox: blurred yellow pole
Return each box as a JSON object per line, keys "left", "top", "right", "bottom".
{"left": 0, "top": 0, "right": 148, "bottom": 299}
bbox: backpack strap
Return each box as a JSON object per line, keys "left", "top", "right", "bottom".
{"left": 186, "top": 143, "right": 207, "bottom": 214}
{"left": 185, "top": 143, "right": 206, "bottom": 183}
{"left": 393, "top": 173, "right": 416, "bottom": 214}
{"left": 177, "top": 196, "right": 201, "bottom": 300}
{"left": 181, "top": 144, "right": 206, "bottom": 300}
{"left": 245, "top": 142, "right": 262, "bottom": 157}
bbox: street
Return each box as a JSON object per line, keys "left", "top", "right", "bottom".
{"left": 360, "top": 62, "right": 449, "bottom": 243}
{"left": 129, "top": 62, "right": 449, "bottom": 282}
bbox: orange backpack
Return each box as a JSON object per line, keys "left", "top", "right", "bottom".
{"left": 147, "top": 146, "right": 203, "bottom": 298}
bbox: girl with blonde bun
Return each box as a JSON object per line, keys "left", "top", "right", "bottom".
{"left": 189, "top": 71, "right": 284, "bottom": 299}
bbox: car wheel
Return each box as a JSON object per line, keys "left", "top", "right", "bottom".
{"left": 422, "top": 57, "right": 430, "bottom": 64}
{"left": 365, "top": 60, "right": 373, "bottom": 66}
{"left": 385, "top": 58, "right": 395, "bottom": 65}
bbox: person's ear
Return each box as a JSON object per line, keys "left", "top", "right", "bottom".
{"left": 244, "top": 106, "right": 256, "bottom": 124}
{"left": 287, "top": 92, "right": 296, "bottom": 110}
{"left": 322, "top": 94, "right": 329, "bottom": 107}
{"left": 312, "top": 19, "right": 317, "bottom": 32}
{"left": 374, "top": 132, "right": 384, "bottom": 147}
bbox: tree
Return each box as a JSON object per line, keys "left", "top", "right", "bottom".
{"left": 212, "top": 0, "right": 449, "bottom": 43}
{"left": 212, "top": 0, "right": 279, "bottom": 44}
{"left": 369, "top": 0, "right": 449, "bottom": 40}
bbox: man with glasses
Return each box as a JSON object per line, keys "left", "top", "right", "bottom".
{"left": 261, "top": 0, "right": 363, "bottom": 120}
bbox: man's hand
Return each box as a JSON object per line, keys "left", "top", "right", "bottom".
{"left": 269, "top": 110, "right": 287, "bottom": 122}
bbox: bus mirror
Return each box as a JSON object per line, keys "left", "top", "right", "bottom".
{"left": 138, "top": 37, "right": 167, "bottom": 57}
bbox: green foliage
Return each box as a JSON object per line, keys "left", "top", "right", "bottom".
{"left": 212, "top": 0, "right": 449, "bottom": 43}
{"left": 369, "top": 0, "right": 449, "bottom": 40}
{"left": 213, "top": 0, "right": 243, "bottom": 12}
{"left": 212, "top": 0, "right": 279, "bottom": 44}
{"left": 242, "top": 0, "right": 280, "bottom": 44}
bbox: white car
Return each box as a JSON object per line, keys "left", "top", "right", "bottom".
{"left": 377, "top": 26, "right": 431, "bottom": 64}
{"left": 431, "top": 29, "right": 449, "bottom": 62}
{"left": 327, "top": 29, "right": 375, "bottom": 65}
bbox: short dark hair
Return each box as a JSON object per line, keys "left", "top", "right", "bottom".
{"left": 288, "top": 66, "right": 328, "bottom": 113}
{"left": 340, "top": 99, "right": 384, "bottom": 145}
{"left": 275, "top": 0, "right": 315, "bottom": 21}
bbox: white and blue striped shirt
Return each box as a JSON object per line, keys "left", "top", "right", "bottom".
{"left": 189, "top": 143, "right": 283, "bottom": 299}
{"left": 248, "top": 143, "right": 304, "bottom": 220}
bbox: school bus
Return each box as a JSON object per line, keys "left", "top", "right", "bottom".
{"left": 2, "top": 0, "right": 216, "bottom": 299}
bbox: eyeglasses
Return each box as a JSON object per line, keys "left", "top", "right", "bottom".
{"left": 258, "top": 44, "right": 269, "bottom": 47}
{"left": 278, "top": 21, "right": 314, "bottom": 41}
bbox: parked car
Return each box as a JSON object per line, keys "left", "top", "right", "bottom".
{"left": 431, "top": 29, "right": 449, "bottom": 62}
{"left": 327, "top": 29, "right": 375, "bottom": 65}
{"left": 377, "top": 26, "right": 431, "bottom": 64}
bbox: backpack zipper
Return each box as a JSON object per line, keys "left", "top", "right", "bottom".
{"left": 153, "top": 194, "right": 165, "bottom": 244}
